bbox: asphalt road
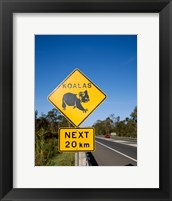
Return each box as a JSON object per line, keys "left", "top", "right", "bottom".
{"left": 92, "top": 137, "right": 137, "bottom": 166}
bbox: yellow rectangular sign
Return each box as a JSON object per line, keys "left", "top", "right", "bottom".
{"left": 59, "top": 127, "right": 95, "bottom": 152}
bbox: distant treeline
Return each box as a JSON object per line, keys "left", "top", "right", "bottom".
{"left": 93, "top": 106, "right": 137, "bottom": 138}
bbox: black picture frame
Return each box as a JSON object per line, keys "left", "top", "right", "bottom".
{"left": 0, "top": 0, "right": 172, "bottom": 200}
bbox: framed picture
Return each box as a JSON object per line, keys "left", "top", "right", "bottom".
{"left": 0, "top": 0, "right": 171, "bottom": 200}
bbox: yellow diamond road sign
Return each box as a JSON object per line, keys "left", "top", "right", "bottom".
{"left": 59, "top": 127, "right": 95, "bottom": 152}
{"left": 48, "top": 69, "right": 106, "bottom": 127}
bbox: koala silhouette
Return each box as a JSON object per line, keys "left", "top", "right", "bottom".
{"left": 62, "top": 90, "right": 90, "bottom": 113}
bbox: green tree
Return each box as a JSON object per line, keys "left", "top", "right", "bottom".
{"left": 130, "top": 106, "right": 137, "bottom": 123}
{"left": 46, "top": 108, "right": 60, "bottom": 132}
{"left": 93, "top": 120, "right": 106, "bottom": 135}
{"left": 115, "top": 120, "right": 126, "bottom": 136}
{"left": 35, "top": 110, "right": 38, "bottom": 119}
{"left": 103, "top": 117, "right": 113, "bottom": 133}
{"left": 57, "top": 114, "right": 73, "bottom": 127}
{"left": 35, "top": 114, "right": 49, "bottom": 131}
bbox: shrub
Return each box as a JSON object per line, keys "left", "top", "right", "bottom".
{"left": 35, "top": 128, "right": 59, "bottom": 166}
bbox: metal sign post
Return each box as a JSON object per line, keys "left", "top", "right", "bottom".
{"left": 75, "top": 152, "right": 79, "bottom": 166}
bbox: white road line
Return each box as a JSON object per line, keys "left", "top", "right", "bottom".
{"left": 96, "top": 140, "right": 137, "bottom": 162}
{"left": 96, "top": 136, "right": 137, "bottom": 147}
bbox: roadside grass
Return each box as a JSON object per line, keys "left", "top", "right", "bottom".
{"left": 48, "top": 152, "right": 75, "bottom": 166}
{"left": 97, "top": 135, "right": 137, "bottom": 142}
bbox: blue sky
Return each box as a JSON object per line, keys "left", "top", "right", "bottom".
{"left": 35, "top": 35, "right": 137, "bottom": 126}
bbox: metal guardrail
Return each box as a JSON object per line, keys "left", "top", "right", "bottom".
{"left": 75, "top": 152, "right": 90, "bottom": 166}
{"left": 86, "top": 152, "right": 98, "bottom": 166}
